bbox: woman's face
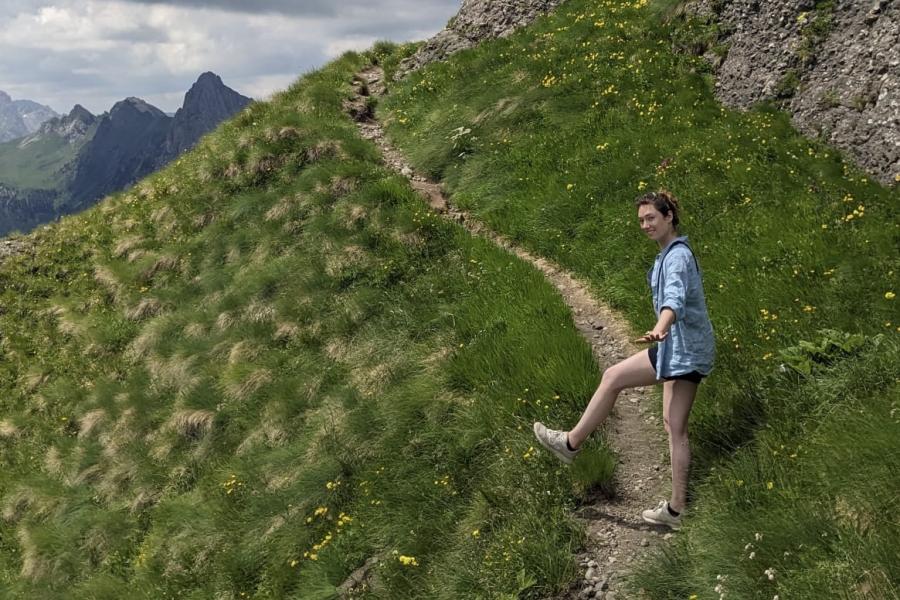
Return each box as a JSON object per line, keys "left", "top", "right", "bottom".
{"left": 638, "top": 204, "right": 673, "bottom": 242}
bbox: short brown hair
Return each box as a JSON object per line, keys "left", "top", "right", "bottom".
{"left": 635, "top": 189, "right": 680, "bottom": 228}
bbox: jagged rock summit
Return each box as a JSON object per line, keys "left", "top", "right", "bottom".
{"left": 395, "top": 0, "right": 568, "bottom": 79}
{"left": 25, "top": 104, "right": 97, "bottom": 146}
{"left": 68, "top": 72, "right": 251, "bottom": 207}
{"left": 163, "top": 71, "right": 252, "bottom": 160}
{"left": 685, "top": 0, "right": 899, "bottom": 185}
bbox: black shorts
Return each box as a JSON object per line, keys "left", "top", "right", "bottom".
{"left": 648, "top": 345, "right": 706, "bottom": 384}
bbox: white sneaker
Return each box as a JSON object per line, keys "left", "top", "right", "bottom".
{"left": 641, "top": 500, "right": 683, "bottom": 530}
{"left": 533, "top": 422, "right": 580, "bottom": 464}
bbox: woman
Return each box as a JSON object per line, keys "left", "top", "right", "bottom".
{"left": 533, "top": 189, "right": 715, "bottom": 530}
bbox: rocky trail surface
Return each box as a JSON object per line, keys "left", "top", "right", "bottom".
{"left": 346, "top": 65, "right": 676, "bottom": 599}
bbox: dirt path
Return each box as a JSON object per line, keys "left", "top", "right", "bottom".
{"left": 347, "top": 65, "right": 673, "bottom": 600}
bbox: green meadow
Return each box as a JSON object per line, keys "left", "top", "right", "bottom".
{"left": 0, "top": 0, "right": 898, "bottom": 598}
{"left": 379, "top": 0, "right": 900, "bottom": 597}
{"left": 0, "top": 128, "right": 89, "bottom": 191}
{"left": 0, "top": 52, "right": 613, "bottom": 598}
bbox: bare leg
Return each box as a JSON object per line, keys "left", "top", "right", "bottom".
{"left": 567, "top": 349, "right": 660, "bottom": 449}
{"left": 663, "top": 379, "right": 698, "bottom": 513}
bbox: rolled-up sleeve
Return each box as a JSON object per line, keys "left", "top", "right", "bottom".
{"left": 661, "top": 253, "right": 690, "bottom": 322}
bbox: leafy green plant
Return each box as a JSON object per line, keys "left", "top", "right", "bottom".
{"left": 777, "top": 328, "right": 875, "bottom": 376}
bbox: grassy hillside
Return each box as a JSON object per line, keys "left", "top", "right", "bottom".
{"left": 377, "top": 0, "right": 900, "bottom": 597}
{"left": 2, "top": 0, "right": 898, "bottom": 598}
{"left": 0, "top": 128, "right": 90, "bottom": 190}
{"left": 0, "top": 51, "right": 616, "bottom": 598}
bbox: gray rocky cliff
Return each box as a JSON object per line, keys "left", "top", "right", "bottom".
{"left": 0, "top": 184, "right": 58, "bottom": 237}
{"left": 395, "top": 0, "right": 568, "bottom": 79}
{"left": 159, "top": 71, "right": 252, "bottom": 166}
{"left": 20, "top": 104, "right": 97, "bottom": 147}
{"left": 686, "top": 0, "right": 898, "bottom": 185}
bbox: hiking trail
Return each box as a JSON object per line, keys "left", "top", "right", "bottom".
{"left": 347, "top": 65, "right": 673, "bottom": 600}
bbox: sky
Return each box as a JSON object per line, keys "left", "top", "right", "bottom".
{"left": 0, "top": 0, "right": 460, "bottom": 115}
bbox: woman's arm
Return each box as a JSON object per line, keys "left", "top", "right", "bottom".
{"left": 636, "top": 307, "right": 676, "bottom": 343}
{"left": 636, "top": 252, "right": 690, "bottom": 343}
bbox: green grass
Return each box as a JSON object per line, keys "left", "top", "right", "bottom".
{"left": 0, "top": 126, "right": 91, "bottom": 190}
{"left": 2, "top": 1, "right": 899, "bottom": 598}
{"left": 0, "top": 50, "right": 610, "bottom": 598}
{"left": 377, "top": 0, "right": 900, "bottom": 597}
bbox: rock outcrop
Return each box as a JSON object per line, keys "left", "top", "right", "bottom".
{"left": 159, "top": 71, "right": 252, "bottom": 165}
{"left": 686, "top": 0, "right": 899, "bottom": 185}
{"left": 19, "top": 104, "right": 96, "bottom": 147}
{"left": 395, "top": 0, "right": 568, "bottom": 79}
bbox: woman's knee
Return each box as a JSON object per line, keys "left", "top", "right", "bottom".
{"left": 601, "top": 365, "right": 626, "bottom": 393}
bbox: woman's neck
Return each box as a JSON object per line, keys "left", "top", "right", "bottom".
{"left": 657, "top": 230, "right": 678, "bottom": 250}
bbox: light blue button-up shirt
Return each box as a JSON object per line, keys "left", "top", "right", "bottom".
{"left": 647, "top": 235, "right": 716, "bottom": 378}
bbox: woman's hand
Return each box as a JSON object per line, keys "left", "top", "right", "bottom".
{"left": 635, "top": 309, "right": 675, "bottom": 344}
{"left": 634, "top": 328, "right": 669, "bottom": 344}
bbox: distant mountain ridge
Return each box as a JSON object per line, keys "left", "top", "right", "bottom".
{"left": 71, "top": 75, "right": 252, "bottom": 208}
{"left": 0, "top": 90, "right": 58, "bottom": 143}
{"left": 0, "top": 73, "right": 252, "bottom": 236}
{"left": 21, "top": 104, "right": 96, "bottom": 147}
{"left": 162, "top": 72, "right": 252, "bottom": 161}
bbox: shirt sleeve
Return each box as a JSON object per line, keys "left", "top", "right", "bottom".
{"left": 660, "top": 251, "right": 691, "bottom": 322}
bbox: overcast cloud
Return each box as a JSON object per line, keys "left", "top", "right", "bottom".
{"left": 0, "top": 0, "right": 459, "bottom": 115}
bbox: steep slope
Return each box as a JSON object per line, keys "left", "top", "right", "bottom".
{"left": 352, "top": 64, "right": 675, "bottom": 599}
{"left": 0, "top": 185, "right": 58, "bottom": 235}
{"left": 67, "top": 97, "right": 173, "bottom": 208}
{"left": 0, "top": 50, "right": 605, "bottom": 598}
{"left": 0, "top": 1, "right": 897, "bottom": 598}
{"left": 396, "top": 0, "right": 568, "bottom": 78}
{"left": 160, "top": 71, "right": 253, "bottom": 163}
{"left": 380, "top": 0, "right": 899, "bottom": 596}
{"left": 0, "top": 105, "right": 97, "bottom": 191}
{"left": 680, "top": 0, "right": 899, "bottom": 186}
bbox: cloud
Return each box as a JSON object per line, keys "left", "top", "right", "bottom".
{"left": 0, "top": 0, "right": 458, "bottom": 113}
{"left": 114, "top": 0, "right": 458, "bottom": 18}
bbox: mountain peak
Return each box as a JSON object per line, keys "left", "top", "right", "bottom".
{"left": 181, "top": 72, "right": 250, "bottom": 110}
{"left": 68, "top": 104, "right": 95, "bottom": 123}
{"left": 162, "top": 73, "right": 250, "bottom": 158}
{"left": 195, "top": 71, "right": 224, "bottom": 87}
{"left": 0, "top": 91, "right": 10, "bottom": 106}
{"left": 110, "top": 97, "right": 168, "bottom": 120}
